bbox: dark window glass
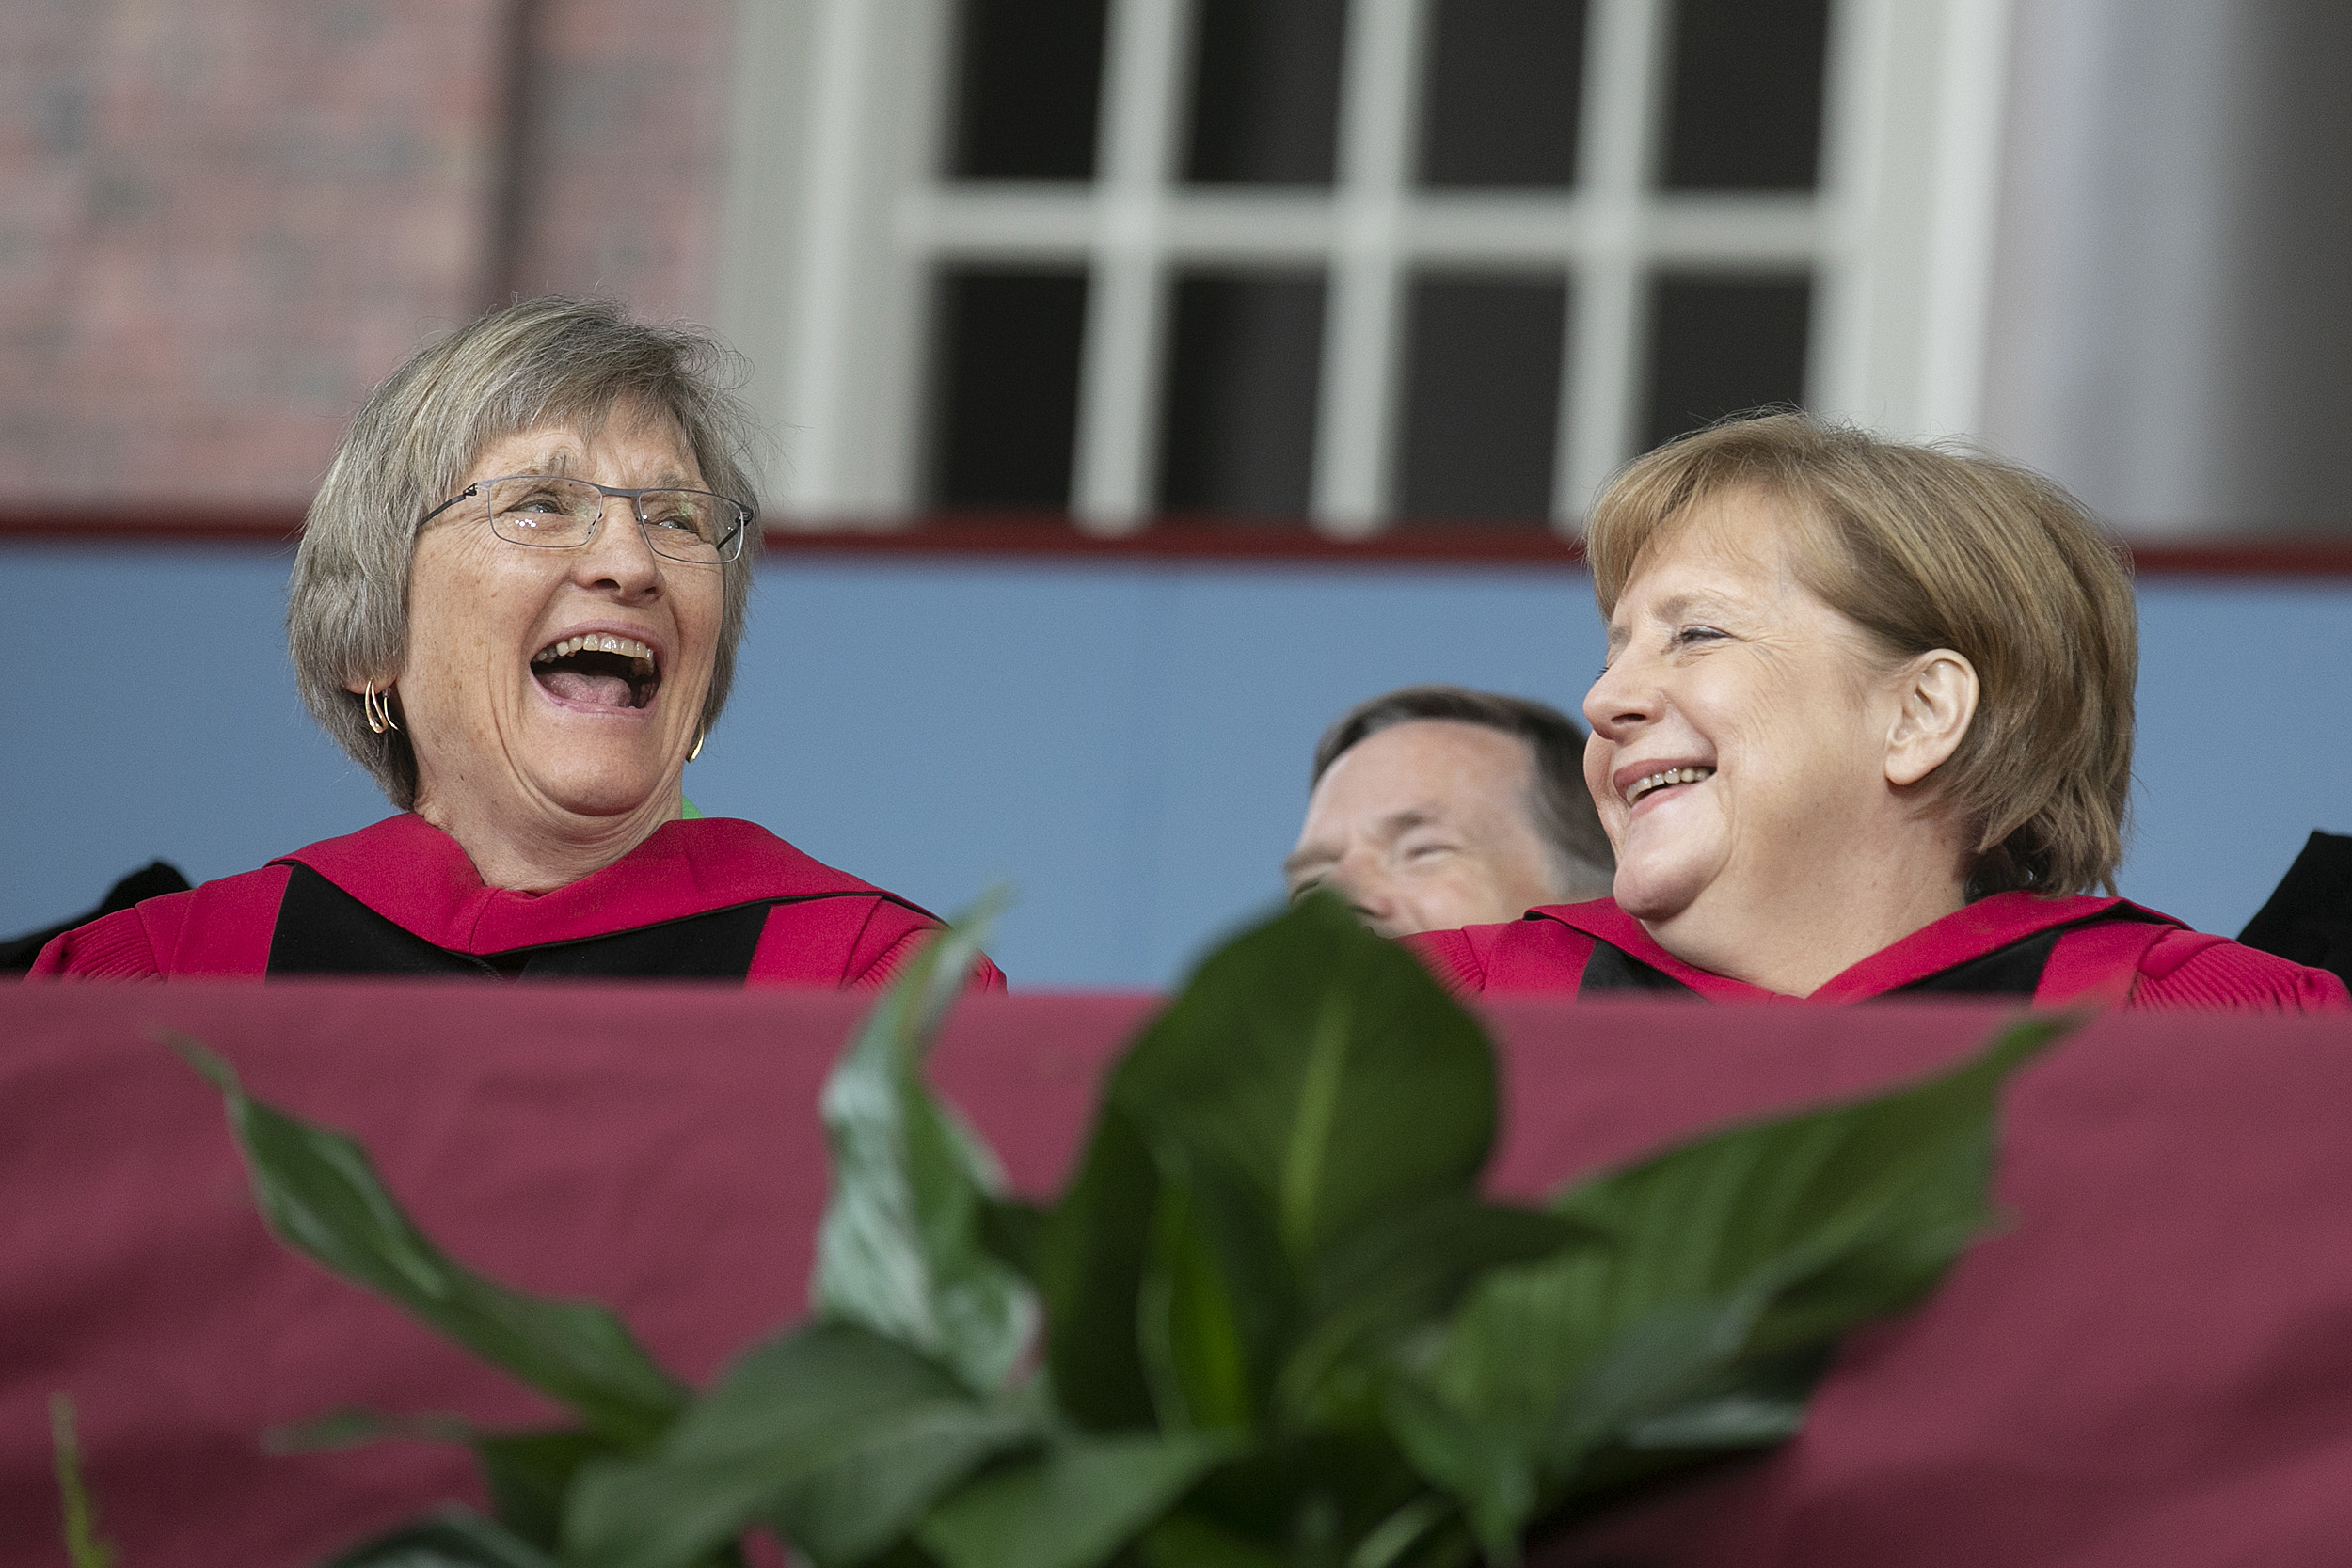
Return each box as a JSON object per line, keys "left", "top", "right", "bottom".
{"left": 1184, "top": 0, "right": 1348, "bottom": 184}
{"left": 950, "top": 0, "right": 1108, "bottom": 179}
{"left": 1642, "top": 273, "right": 1811, "bottom": 450}
{"left": 1418, "top": 0, "right": 1587, "bottom": 188}
{"left": 930, "top": 269, "right": 1090, "bottom": 509}
{"left": 1661, "top": 0, "right": 1832, "bottom": 190}
{"left": 1158, "top": 273, "right": 1327, "bottom": 515}
{"left": 1397, "top": 275, "right": 1567, "bottom": 522}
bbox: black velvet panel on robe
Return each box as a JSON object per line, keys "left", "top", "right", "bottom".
{"left": 1576, "top": 927, "right": 2065, "bottom": 1000}
{"left": 266, "top": 863, "right": 774, "bottom": 979}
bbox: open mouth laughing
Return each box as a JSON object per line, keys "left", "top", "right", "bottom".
{"left": 530, "top": 632, "right": 661, "bottom": 711}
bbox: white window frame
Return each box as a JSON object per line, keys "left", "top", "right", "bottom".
{"left": 716, "top": 0, "right": 2014, "bottom": 539}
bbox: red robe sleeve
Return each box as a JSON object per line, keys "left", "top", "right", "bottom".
{"left": 1404, "top": 918, "right": 1597, "bottom": 996}
{"left": 746, "top": 897, "right": 1007, "bottom": 990}
{"left": 28, "top": 906, "right": 167, "bottom": 979}
{"left": 2129, "top": 929, "right": 2351, "bottom": 1011}
{"left": 27, "top": 869, "right": 289, "bottom": 981}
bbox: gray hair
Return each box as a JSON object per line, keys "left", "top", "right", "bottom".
{"left": 1312, "top": 684, "right": 1616, "bottom": 898}
{"left": 288, "top": 297, "right": 764, "bottom": 807}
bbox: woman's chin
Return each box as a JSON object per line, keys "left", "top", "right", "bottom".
{"left": 529, "top": 761, "right": 675, "bottom": 822}
{"left": 1610, "top": 858, "right": 1710, "bottom": 925}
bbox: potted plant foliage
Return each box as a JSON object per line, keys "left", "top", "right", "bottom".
{"left": 172, "top": 894, "right": 2062, "bottom": 1567}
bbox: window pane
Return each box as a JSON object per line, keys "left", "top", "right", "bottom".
{"left": 1158, "top": 273, "right": 1327, "bottom": 515}
{"left": 930, "top": 269, "right": 1090, "bottom": 509}
{"left": 1397, "top": 275, "right": 1567, "bottom": 522}
{"left": 1184, "top": 0, "right": 1347, "bottom": 185}
{"left": 1418, "top": 0, "right": 1587, "bottom": 189}
{"left": 1661, "top": 0, "right": 1831, "bottom": 190}
{"left": 1643, "top": 274, "right": 1811, "bottom": 450}
{"left": 950, "top": 0, "right": 1108, "bottom": 179}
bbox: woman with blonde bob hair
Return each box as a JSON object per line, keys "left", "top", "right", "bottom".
{"left": 1410, "top": 412, "right": 2343, "bottom": 1009}
{"left": 37, "top": 298, "right": 999, "bottom": 987}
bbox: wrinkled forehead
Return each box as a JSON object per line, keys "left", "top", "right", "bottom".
{"left": 437, "top": 391, "right": 696, "bottom": 496}
{"left": 1306, "top": 720, "right": 1541, "bottom": 832}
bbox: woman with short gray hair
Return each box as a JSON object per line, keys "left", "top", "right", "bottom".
{"left": 35, "top": 298, "right": 998, "bottom": 987}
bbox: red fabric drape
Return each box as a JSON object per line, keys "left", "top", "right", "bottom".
{"left": 3, "top": 984, "right": 2348, "bottom": 1567}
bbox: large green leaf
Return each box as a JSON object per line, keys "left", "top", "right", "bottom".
{"left": 1395, "top": 1015, "right": 2071, "bottom": 1553}
{"left": 1548, "top": 1012, "right": 2074, "bottom": 1408}
{"left": 1110, "top": 896, "right": 1496, "bottom": 1269}
{"left": 1277, "top": 1196, "right": 1581, "bottom": 1434}
{"left": 810, "top": 896, "right": 1037, "bottom": 1395}
{"left": 1038, "top": 1104, "right": 1164, "bottom": 1431}
{"left": 1379, "top": 1377, "right": 1532, "bottom": 1568}
{"left": 171, "top": 1036, "right": 687, "bottom": 1449}
{"left": 564, "top": 1322, "right": 1038, "bottom": 1568}
{"left": 1044, "top": 895, "right": 1498, "bottom": 1446}
{"left": 1134, "top": 1511, "right": 1289, "bottom": 1568}
{"left": 1140, "top": 1156, "right": 1307, "bottom": 1434}
{"left": 476, "top": 1428, "right": 625, "bottom": 1551}
{"left": 915, "top": 1431, "right": 1247, "bottom": 1568}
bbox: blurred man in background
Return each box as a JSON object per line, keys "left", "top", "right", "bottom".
{"left": 1285, "top": 685, "right": 1615, "bottom": 938}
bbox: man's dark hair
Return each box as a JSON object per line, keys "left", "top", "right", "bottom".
{"left": 1311, "top": 685, "right": 1614, "bottom": 892}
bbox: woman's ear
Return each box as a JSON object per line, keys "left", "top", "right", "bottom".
{"left": 1885, "top": 649, "right": 1979, "bottom": 787}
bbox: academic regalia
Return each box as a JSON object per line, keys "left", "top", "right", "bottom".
{"left": 1406, "top": 893, "right": 2349, "bottom": 1010}
{"left": 28, "top": 814, "right": 1004, "bottom": 990}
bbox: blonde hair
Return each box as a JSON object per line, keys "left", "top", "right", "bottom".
{"left": 1587, "top": 411, "right": 2136, "bottom": 897}
{"left": 288, "top": 298, "right": 763, "bottom": 807}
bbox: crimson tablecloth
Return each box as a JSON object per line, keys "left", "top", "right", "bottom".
{"left": 3, "top": 983, "right": 2348, "bottom": 1567}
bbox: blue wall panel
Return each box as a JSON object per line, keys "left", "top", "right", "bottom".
{"left": 2124, "top": 580, "right": 2352, "bottom": 934}
{"left": 4, "top": 544, "right": 2344, "bottom": 985}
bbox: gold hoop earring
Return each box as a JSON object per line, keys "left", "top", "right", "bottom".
{"left": 688, "top": 729, "right": 706, "bottom": 763}
{"left": 364, "top": 682, "right": 401, "bottom": 735}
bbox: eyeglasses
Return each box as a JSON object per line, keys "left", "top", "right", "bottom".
{"left": 419, "top": 474, "right": 751, "bottom": 564}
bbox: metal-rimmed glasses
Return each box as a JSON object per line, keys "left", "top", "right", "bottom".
{"left": 419, "top": 474, "right": 751, "bottom": 565}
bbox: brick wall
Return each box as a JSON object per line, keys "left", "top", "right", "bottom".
{"left": 0, "top": 0, "right": 735, "bottom": 508}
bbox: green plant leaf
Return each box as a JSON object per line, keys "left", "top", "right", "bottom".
{"left": 1344, "top": 1492, "right": 1468, "bottom": 1568}
{"left": 810, "top": 894, "right": 1038, "bottom": 1395}
{"left": 168, "top": 1035, "right": 686, "bottom": 1449}
{"left": 1047, "top": 895, "right": 1496, "bottom": 1447}
{"left": 1136, "top": 1510, "right": 1290, "bottom": 1568}
{"left": 48, "top": 1394, "right": 115, "bottom": 1568}
{"left": 1615, "top": 1343, "right": 1829, "bottom": 1453}
{"left": 263, "top": 1407, "right": 475, "bottom": 1453}
{"left": 1278, "top": 1197, "right": 1582, "bottom": 1434}
{"left": 314, "top": 1507, "right": 560, "bottom": 1568}
{"left": 1548, "top": 1012, "right": 2074, "bottom": 1417}
{"left": 975, "top": 1196, "right": 1046, "bottom": 1282}
{"left": 476, "top": 1428, "right": 626, "bottom": 1551}
{"left": 1397, "top": 1015, "right": 2072, "bottom": 1548}
{"left": 564, "top": 1322, "right": 1038, "bottom": 1568}
{"left": 1111, "top": 896, "right": 1496, "bottom": 1271}
{"left": 1379, "top": 1378, "right": 1534, "bottom": 1566}
{"left": 915, "top": 1431, "right": 1247, "bottom": 1568}
{"left": 1038, "top": 1104, "right": 1163, "bottom": 1431}
{"left": 1136, "top": 1168, "right": 1270, "bottom": 1433}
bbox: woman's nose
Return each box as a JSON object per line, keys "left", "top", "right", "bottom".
{"left": 575, "top": 495, "right": 663, "bottom": 595}
{"left": 1583, "top": 653, "right": 1661, "bottom": 738}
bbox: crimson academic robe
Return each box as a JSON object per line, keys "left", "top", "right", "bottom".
{"left": 1406, "top": 892, "right": 2349, "bottom": 1010}
{"left": 28, "top": 814, "right": 1004, "bottom": 990}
